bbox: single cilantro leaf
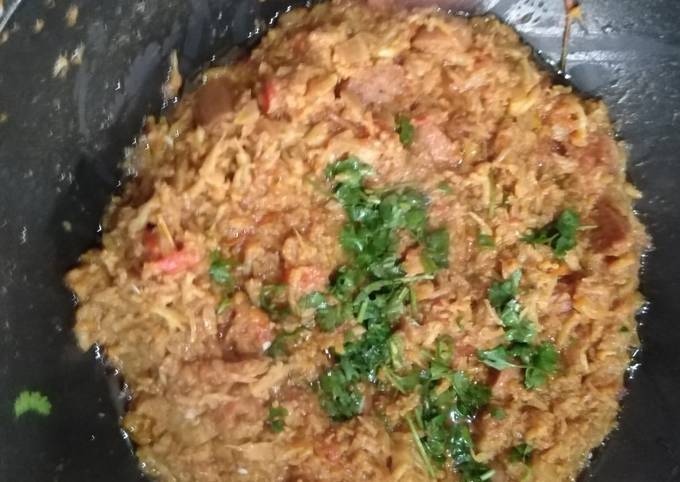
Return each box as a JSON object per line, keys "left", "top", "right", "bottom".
{"left": 421, "top": 228, "right": 450, "bottom": 273}
{"left": 523, "top": 342, "right": 559, "bottom": 389}
{"left": 324, "top": 156, "right": 373, "bottom": 187}
{"left": 522, "top": 209, "right": 580, "bottom": 258}
{"left": 14, "top": 390, "right": 51, "bottom": 418}
{"left": 266, "top": 406, "right": 288, "bottom": 433}
{"left": 509, "top": 442, "right": 533, "bottom": 463}
{"left": 477, "top": 346, "right": 517, "bottom": 370}
{"left": 395, "top": 114, "right": 415, "bottom": 147}
{"left": 209, "top": 250, "right": 235, "bottom": 288}
{"left": 451, "top": 371, "right": 491, "bottom": 420}
{"left": 477, "top": 233, "right": 495, "bottom": 248}
{"left": 488, "top": 270, "right": 521, "bottom": 309}
{"left": 553, "top": 209, "right": 580, "bottom": 257}
{"left": 503, "top": 316, "right": 536, "bottom": 344}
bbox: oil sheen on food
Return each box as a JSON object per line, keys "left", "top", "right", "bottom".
{"left": 65, "top": 1, "right": 647, "bottom": 481}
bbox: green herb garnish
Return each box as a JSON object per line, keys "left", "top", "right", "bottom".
{"left": 315, "top": 157, "right": 448, "bottom": 421}
{"left": 300, "top": 291, "right": 350, "bottom": 332}
{"left": 14, "top": 390, "right": 51, "bottom": 418}
{"left": 209, "top": 250, "right": 235, "bottom": 287}
{"left": 406, "top": 338, "right": 494, "bottom": 481}
{"left": 266, "top": 406, "right": 288, "bottom": 433}
{"left": 479, "top": 271, "right": 558, "bottom": 389}
{"left": 395, "top": 114, "right": 415, "bottom": 147}
{"left": 209, "top": 250, "right": 237, "bottom": 313}
{"left": 421, "top": 227, "right": 450, "bottom": 273}
{"left": 522, "top": 209, "right": 580, "bottom": 258}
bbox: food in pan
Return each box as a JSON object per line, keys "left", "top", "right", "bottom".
{"left": 66, "top": 1, "right": 647, "bottom": 480}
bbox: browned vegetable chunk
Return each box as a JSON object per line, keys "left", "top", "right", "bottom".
{"left": 590, "top": 198, "right": 631, "bottom": 253}
{"left": 193, "top": 78, "right": 236, "bottom": 126}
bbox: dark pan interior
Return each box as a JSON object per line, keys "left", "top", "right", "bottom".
{"left": 0, "top": 0, "right": 679, "bottom": 480}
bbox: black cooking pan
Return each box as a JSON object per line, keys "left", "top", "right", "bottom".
{"left": 0, "top": 0, "right": 679, "bottom": 480}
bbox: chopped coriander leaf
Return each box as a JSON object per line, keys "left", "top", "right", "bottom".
{"left": 509, "top": 442, "right": 533, "bottom": 464}
{"left": 477, "top": 233, "right": 495, "bottom": 248}
{"left": 522, "top": 209, "right": 580, "bottom": 258}
{"left": 266, "top": 326, "right": 306, "bottom": 358}
{"left": 484, "top": 271, "right": 558, "bottom": 390}
{"left": 411, "top": 352, "right": 493, "bottom": 480}
{"left": 330, "top": 265, "right": 363, "bottom": 302}
{"left": 477, "top": 346, "right": 517, "bottom": 370}
{"left": 208, "top": 250, "right": 235, "bottom": 287}
{"left": 490, "top": 405, "right": 506, "bottom": 420}
{"left": 521, "top": 342, "right": 559, "bottom": 389}
{"left": 488, "top": 270, "right": 521, "bottom": 310}
{"left": 479, "top": 342, "right": 559, "bottom": 389}
{"left": 300, "top": 291, "right": 350, "bottom": 331}
{"left": 383, "top": 367, "right": 420, "bottom": 394}
{"left": 620, "top": 325, "right": 630, "bottom": 333}
{"left": 315, "top": 156, "right": 452, "bottom": 425}
{"left": 266, "top": 406, "right": 288, "bottom": 433}
{"left": 324, "top": 156, "right": 372, "bottom": 187}
{"left": 437, "top": 181, "right": 454, "bottom": 194}
{"left": 421, "top": 228, "right": 450, "bottom": 273}
{"left": 395, "top": 114, "right": 415, "bottom": 147}
{"left": 14, "top": 390, "right": 51, "bottom": 418}
{"left": 259, "top": 284, "right": 290, "bottom": 320}
{"left": 317, "top": 366, "right": 364, "bottom": 421}
{"left": 451, "top": 371, "right": 491, "bottom": 420}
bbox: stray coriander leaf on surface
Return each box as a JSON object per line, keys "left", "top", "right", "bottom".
{"left": 14, "top": 390, "right": 51, "bottom": 418}
{"left": 395, "top": 114, "right": 415, "bottom": 147}
{"left": 266, "top": 406, "right": 288, "bottom": 433}
{"left": 522, "top": 209, "right": 580, "bottom": 258}
{"left": 509, "top": 443, "right": 533, "bottom": 464}
{"left": 477, "top": 233, "right": 495, "bottom": 249}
